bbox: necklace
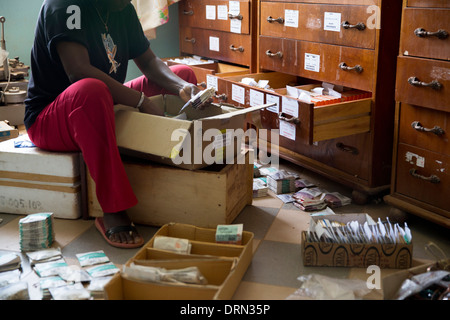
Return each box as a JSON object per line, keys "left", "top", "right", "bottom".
{"left": 94, "top": 5, "right": 109, "bottom": 33}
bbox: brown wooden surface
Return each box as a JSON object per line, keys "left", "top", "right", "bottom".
{"left": 407, "top": 0, "right": 450, "bottom": 8}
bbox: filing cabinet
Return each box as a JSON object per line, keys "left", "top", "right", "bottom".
{"left": 384, "top": 0, "right": 450, "bottom": 228}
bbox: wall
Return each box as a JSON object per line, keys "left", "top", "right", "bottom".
{"left": 0, "top": 0, "right": 180, "bottom": 81}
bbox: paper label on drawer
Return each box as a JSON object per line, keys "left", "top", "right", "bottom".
{"left": 305, "top": 53, "right": 320, "bottom": 72}
{"left": 405, "top": 151, "right": 425, "bottom": 168}
{"left": 206, "top": 74, "right": 218, "bottom": 90}
{"left": 285, "top": 10, "right": 299, "bottom": 28}
{"left": 209, "top": 36, "right": 220, "bottom": 52}
{"left": 266, "top": 94, "right": 280, "bottom": 113}
{"left": 250, "top": 89, "right": 264, "bottom": 107}
{"left": 281, "top": 96, "right": 299, "bottom": 118}
{"left": 280, "top": 121, "right": 296, "bottom": 141}
{"left": 230, "top": 19, "right": 242, "bottom": 34}
{"left": 232, "top": 84, "right": 245, "bottom": 104}
{"left": 229, "top": 1, "right": 240, "bottom": 15}
{"left": 206, "top": 5, "right": 216, "bottom": 20}
{"left": 324, "top": 12, "right": 341, "bottom": 32}
{"left": 218, "top": 5, "right": 228, "bottom": 20}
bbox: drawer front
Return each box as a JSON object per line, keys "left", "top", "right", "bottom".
{"left": 395, "top": 143, "right": 450, "bottom": 212}
{"left": 407, "top": 0, "right": 450, "bottom": 8}
{"left": 399, "top": 103, "right": 450, "bottom": 155}
{"left": 180, "top": 27, "right": 252, "bottom": 66}
{"left": 259, "top": 36, "right": 375, "bottom": 91}
{"left": 400, "top": 8, "right": 450, "bottom": 61}
{"left": 180, "top": 0, "right": 250, "bottom": 35}
{"left": 260, "top": 2, "right": 376, "bottom": 49}
{"left": 396, "top": 56, "right": 450, "bottom": 112}
{"left": 265, "top": 0, "right": 379, "bottom": 5}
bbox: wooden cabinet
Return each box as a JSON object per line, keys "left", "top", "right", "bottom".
{"left": 384, "top": 1, "right": 450, "bottom": 228}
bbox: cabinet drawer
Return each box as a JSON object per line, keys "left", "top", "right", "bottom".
{"left": 396, "top": 56, "right": 450, "bottom": 112}
{"left": 180, "top": 27, "right": 252, "bottom": 67}
{"left": 399, "top": 103, "right": 450, "bottom": 155}
{"left": 209, "top": 72, "right": 372, "bottom": 145}
{"left": 265, "top": 0, "right": 379, "bottom": 4}
{"left": 180, "top": 0, "right": 250, "bottom": 35}
{"left": 406, "top": 0, "right": 450, "bottom": 8}
{"left": 260, "top": 2, "right": 376, "bottom": 49}
{"left": 400, "top": 8, "right": 450, "bottom": 61}
{"left": 395, "top": 143, "right": 450, "bottom": 212}
{"left": 259, "top": 36, "right": 375, "bottom": 91}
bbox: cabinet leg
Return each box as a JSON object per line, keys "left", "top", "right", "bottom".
{"left": 352, "top": 189, "right": 369, "bottom": 205}
{"left": 388, "top": 207, "right": 409, "bottom": 224}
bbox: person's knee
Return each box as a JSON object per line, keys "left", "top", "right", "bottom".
{"left": 171, "top": 65, "right": 197, "bottom": 85}
{"left": 76, "top": 78, "right": 111, "bottom": 99}
{"left": 69, "top": 78, "right": 114, "bottom": 114}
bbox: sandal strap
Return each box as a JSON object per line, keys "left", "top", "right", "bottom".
{"left": 105, "top": 224, "right": 138, "bottom": 239}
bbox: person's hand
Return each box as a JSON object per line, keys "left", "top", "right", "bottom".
{"left": 138, "top": 96, "right": 164, "bottom": 116}
{"left": 179, "top": 83, "right": 200, "bottom": 103}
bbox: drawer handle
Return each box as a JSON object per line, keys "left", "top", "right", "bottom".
{"left": 336, "top": 142, "right": 359, "bottom": 155}
{"left": 341, "top": 21, "right": 366, "bottom": 31}
{"left": 267, "top": 16, "right": 285, "bottom": 24}
{"left": 411, "top": 121, "right": 445, "bottom": 136}
{"left": 279, "top": 113, "right": 300, "bottom": 125}
{"left": 183, "top": 10, "right": 194, "bottom": 16}
{"left": 408, "top": 77, "right": 442, "bottom": 90}
{"left": 266, "top": 50, "right": 283, "bottom": 58}
{"left": 409, "top": 168, "right": 440, "bottom": 184}
{"left": 184, "top": 37, "right": 196, "bottom": 44}
{"left": 230, "top": 45, "right": 244, "bottom": 52}
{"left": 228, "top": 13, "right": 243, "bottom": 20}
{"left": 339, "top": 62, "right": 363, "bottom": 73}
{"left": 215, "top": 93, "right": 227, "bottom": 102}
{"left": 414, "top": 28, "right": 448, "bottom": 40}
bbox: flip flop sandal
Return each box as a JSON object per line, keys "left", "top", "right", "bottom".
{"left": 95, "top": 217, "right": 144, "bottom": 249}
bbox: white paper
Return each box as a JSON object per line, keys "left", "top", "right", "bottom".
{"left": 230, "top": 19, "right": 242, "bottom": 33}
{"left": 305, "top": 53, "right": 320, "bottom": 72}
{"left": 232, "top": 84, "right": 245, "bottom": 104}
{"left": 206, "top": 74, "right": 218, "bottom": 90}
{"left": 209, "top": 36, "right": 220, "bottom": 52}
{"left": 206, "top": 5, "right": 216, "bottom": 20}
{"left": 280, "top": 121, "right": 296, "bottom": 140}
{"left": 250, "top": 89, "right": 264, "bottom": 107}
{"left": 324, "top": 12, "right": 341, "bottom": 32}
{"left": 266, "top": 94, "right": 280, "bottom": 113}
{"left": 281, "top": 96, "right": 299, "bottom": 117}
{"left": 218, "top": 5, "right": 228, "bottom": 20}
{"left": 229, "top": 1, "right": 240, "bottom": 15}
{"left": 284, "top": 10, "right": 299, "bottom": 28}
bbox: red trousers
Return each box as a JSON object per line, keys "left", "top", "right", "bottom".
{"left": 27, "top": 65, "right": 197, "bottom": 213}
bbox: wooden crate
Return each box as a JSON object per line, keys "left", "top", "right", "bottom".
{"left": 88, "top": 151, "right": 253, "bottom": 228}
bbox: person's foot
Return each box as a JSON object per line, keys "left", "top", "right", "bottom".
{"left": 102, "top": 211, "right": 143, "bottom": 245}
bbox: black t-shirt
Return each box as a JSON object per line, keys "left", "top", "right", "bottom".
{"left": 24, "top": 0, "right": 150, "bottom": 130}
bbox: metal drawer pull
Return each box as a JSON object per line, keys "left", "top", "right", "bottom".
{"left": 215, "top": 93, "right": 227, "bottom": 101}
{"left": 341, "top": 21, "right": 366, "bottom": 31}
{"left": 228, "top": 13, "right": 243, "bottom": 20}
{"left": 411, "top": 121, "right": 445, "bottom": 136}
{"left": 266, "top": 50, "right": 283, "bottom": 58}
{"left": 414, "top": 28, "right": 448, "bottom": 40}
{"left": 183, "top": 10, "right": 194, "bottom": 16}
{"left": 339, "top": 62, "right": 363, "bottom": 73}
{"left": 336, "top": 142, "right": 359, "bottom": 155}
{"left": 267, "top": 16, "right": 284, "bottom": 24}
{"left": 279, "top": 113, "right": 300, "bottom": 125}
{"left": 230, "top": 45, "right": 244, "bottom": 52}
{"left": 184, "top": 37, "right": 196, "bottom": 44}
{"left": 409, "top": 168, "right": 440, "bottom": 184}
{"left": 408, "top": 77, "right": 442, "bottom": 90}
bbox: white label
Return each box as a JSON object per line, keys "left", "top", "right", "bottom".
{"left": 206, "top": 74, "right": 218, "bottom": 90}
{"left": 324, "top": 12, "right": 341, "bottom": 32}
{"left": 232, "top": 84, "right": 245, "bottom": 104}
{"left": 230, "top": 19, "right": 242, "bottom": 33}
{"left": 281, "top": 96, "right": 298, "bottom": 118}
{"left": 405, "top": 151, "right": 425, "bottom": 168}
{"left": 250, "top": 89, "right": 264, "bottom": 107}
{"left": 266, "top": 94, "right": 280, "bottom": 113}
{"left": 229, "top": 1, "right": 240, "bottom": 15}
{"left": 284, "top": 10, "right": 299, "bottom": 28}
{"left": 305, "top": 53, "right": 320, "bottom": 72}
{"left": 280, "top": 121, "right": 296, "bottom": 140}
{"left": 209, "top": 36, "right": 220, "bottom": 52}
{"left": 218, "top": 5, "right": 228, "bottom": 20}
{"left": 206, "top": 5, "right": 216, "bottom": 20}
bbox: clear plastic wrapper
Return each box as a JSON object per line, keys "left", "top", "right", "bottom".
{"left": 0, "top": 281, "right": 30, "bottom": 300}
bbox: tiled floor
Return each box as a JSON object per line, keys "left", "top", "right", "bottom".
{"left": 1, "top": 158, "right": 449, "bottom": 300}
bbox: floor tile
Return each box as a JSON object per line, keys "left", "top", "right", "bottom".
{"left": 232, "top": 281, "right": 297, "bottom": 300}
{"left": 264, "top": 208, "right": 310, "bottom": 244}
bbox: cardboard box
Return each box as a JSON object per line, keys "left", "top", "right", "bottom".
{"left": 302, "top": 214, "right": 413, "bottom": 269}
{"left": 0, "top": 121, "right": 19, "bottom": 142}
{"left": 88, "top": 150, "right": 253, "bottom": 228}
{"left": 114, "top": 94, "right": 271, "bottom": 170}
{"left": 103, "top": 223, "right": 254, "bottom": 300}
{"left": 0, "top": 136, "right": 85, "bottom": 219}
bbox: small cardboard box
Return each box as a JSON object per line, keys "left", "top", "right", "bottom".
{"left": 114, "top": 94, "right": 271, "bottom": 170}
{"left": 103, "top": 223, "right": 254, "bottom": 300}
{"left": 0, "top": 121, "right": 19, "bottom": 142}
{"left": 88, "top": 150, "right": 253, "bottom": 228}
{"left": 302, "top": 214, "right": 413, "bottom": 269}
